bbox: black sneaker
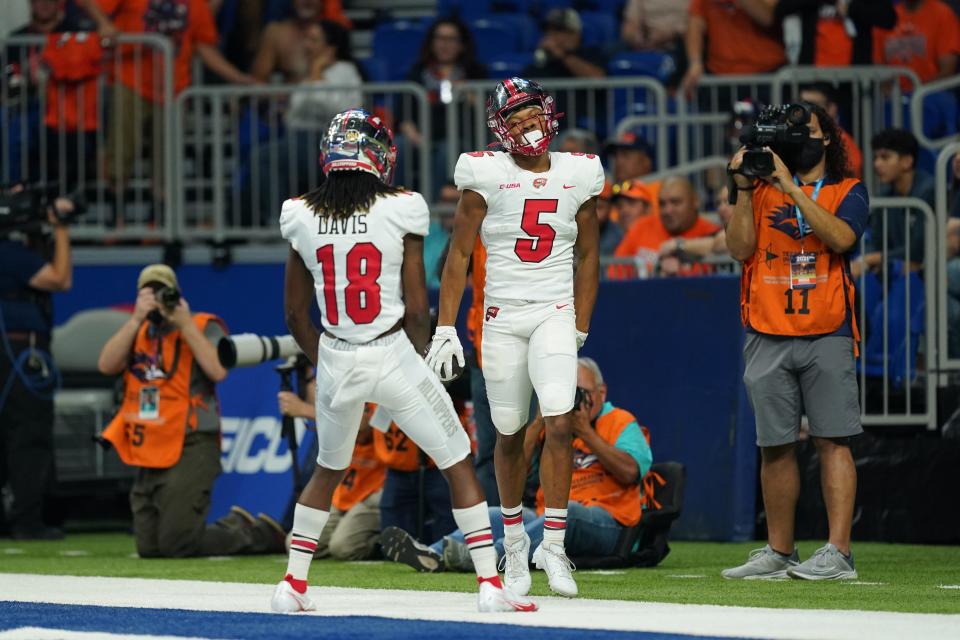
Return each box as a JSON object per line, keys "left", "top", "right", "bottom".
{"left": 380, "top": 526, "right": 444, "bottom": 572}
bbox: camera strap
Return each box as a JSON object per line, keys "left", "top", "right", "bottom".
{"left": 793, "top": 175, "right": 824, "bottom": 246}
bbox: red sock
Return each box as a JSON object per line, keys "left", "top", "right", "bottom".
{"left": 284, "top": 573, "right": 308, "bottom": 594}
{"left": 477, "top": 575, "right": 503, "bottom": 589}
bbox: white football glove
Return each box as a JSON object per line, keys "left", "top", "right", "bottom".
{"left": 424, "top": 326, "right": 465, "bottom": 382}
{"left": 576, "top": 330, "right": 589, "bottom": 350}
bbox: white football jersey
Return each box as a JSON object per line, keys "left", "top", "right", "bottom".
{"left": 455, "top": 151, "right": 605, "bottom": 302}
{"left": 280, "top": 191, "right": 429, "bottom": 344}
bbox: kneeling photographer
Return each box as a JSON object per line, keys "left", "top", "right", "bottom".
{"left": 97, "top": 265, "right": 282, "bottom": 557}
{"left": 0, "top": 185, "right": 77, "bottom": 539}
{"left": 725, "top": 103, "right": 869, "bottom": 580}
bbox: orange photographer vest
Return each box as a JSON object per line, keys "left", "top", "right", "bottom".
{"left": 741, "top": 179, "right": 861, "bottom": 346}
{"left": 536, "top": 407, "right": 649, "bottom": 527}
{"left": 102, "top": 313, "right": 223, "bottom": 469}
{"left": 332, "top": 440, "right": 386, "bottom": 512}
{"left": 373, "top": 422, "right": 432, "bottom": 472}
{"left": 465, "top": 238, "right": 487, "bottom": 367}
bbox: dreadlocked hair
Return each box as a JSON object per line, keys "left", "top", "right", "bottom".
{"left": 803, "top": 102, "right": 852, "bottom": 179}
{"left": 302, "top": 171, "right": 402, "bottom": 220}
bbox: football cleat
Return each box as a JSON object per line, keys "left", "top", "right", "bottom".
{"left": 477, "top": 580, "right": 538, "bottom": 612}
{"left": 270, "top": 578, "right": 317, "bottom": 613}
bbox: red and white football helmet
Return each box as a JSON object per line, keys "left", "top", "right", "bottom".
{"left": 486, "top": 77, "right": 562, "bottom": 156}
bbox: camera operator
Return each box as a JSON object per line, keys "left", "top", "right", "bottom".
{"left": 725, "top": 103, "right": 869, "bottom": 581}
{"left": 0, "top": 188, "right": 74, "bottom": 539}
{"left": 97, "top": 264, "right": 282, "bottom": 557}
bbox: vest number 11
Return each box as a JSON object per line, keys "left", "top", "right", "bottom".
{"left": 784, "top": 288, "right": 810, "bottom": 315}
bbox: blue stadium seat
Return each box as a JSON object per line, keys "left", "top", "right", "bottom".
{"left": 438, "top": 0, "right": 494, "bottom": 18}
{"left": 490, "top": 13, "right": 541, "bottom": 50}
{"left": 359, "top": 57, "right": 390, "bottom": 83}
{"left": 576, "top": 0, "right": 627, "bottom": 15}
{"left": 486, "top": 53, "right": 535, "bottom": 80}
{"left": 607, "top": 51, "right": 676, "bottom": 83}
{"left": 579, "top": 11, "right": 617, "bottom": 48}
{"left": 372, "top": 20, "right": 428, "bottom": 81}
{"left": 469, "top": 19, "right": 521, "bottom": 65}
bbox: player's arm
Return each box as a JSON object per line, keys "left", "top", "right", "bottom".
{"left": 437, "top": 189, "right": 486, "bottom": 326}
{"left": 401, "top": 233, "right": 431, "bottom": 355}
{"left": 284, "top": 247, "right": 321, "bottom": 367}
{"left": 573, "top": 196, "right": 600, "bottom": 339}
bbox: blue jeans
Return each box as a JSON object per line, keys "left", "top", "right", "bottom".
{"left": 380, "top": 467, "right": 456, "bottom": 543}
{"left": 431, "top": 502, "right": 623, "bottom": 561}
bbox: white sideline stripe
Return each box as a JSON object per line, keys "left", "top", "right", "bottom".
{"left": 1, "top": 574, "right": 959, "bottom": 640}
{"left": 0, "top": 628, "right": 207, "bottom": 640}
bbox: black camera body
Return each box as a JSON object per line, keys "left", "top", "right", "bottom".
{"left": 738, "top": 104, "right": 812, "bottom": 177}
{"left": 146, "top": 285, "right": 182, "bottom": 325}
{"left": 0, "top": 185, "right": 86, "bottom": 235}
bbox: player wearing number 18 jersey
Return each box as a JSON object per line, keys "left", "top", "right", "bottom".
{"left": 426, "top": 78, "right": 604, "bottom": 598}
{"left": 272, "top": 109, "right": 535, "bottom": 614}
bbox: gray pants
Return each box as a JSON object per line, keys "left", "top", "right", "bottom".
{"left": 743, "top": 333, "right": 863, "bottom": 447}
{"left": 130, "top": 431, "right": 259, "bottom": 557}
{"left": 315, "top": 491, "right": 382, "bottom": 560}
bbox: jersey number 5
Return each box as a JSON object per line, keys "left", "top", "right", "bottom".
{"left": 514, "top": 198, "right": 558, "bottom": 263}
{"left": 315, "top": 243, "right": 383, "bottom": 325}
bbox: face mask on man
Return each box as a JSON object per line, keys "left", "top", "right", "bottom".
{"left": 794, "top": 137, "right": 825, "bottom": 173}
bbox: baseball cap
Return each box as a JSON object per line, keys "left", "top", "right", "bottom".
{"left": 137, "top": 264, "right": 178, "bottom": 290}
{"left": 604, "top": 129, "right": 654, "bottom": 157}
{"left": 544, "top": 8, "right": 582, "bottom": 33}
{"left": 610, "top": 180, "right": 652, "bottom": 202}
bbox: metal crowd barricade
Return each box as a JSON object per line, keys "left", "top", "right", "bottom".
{"left": 935, "top": 142, "right": 960, "bottom": 373}
{"left": 857, "top": 198, "right": 937, "bottom": 430}
{"left": 445, "top": 77, "right": 669, "bottom": 176}
{"left": 911, "top": 75, "right": 960, "bottom": 151}
{"left": 1, "top": 33, "right": 175, "bottom": 242}
{"left": 174, "top": 82, "right": 431, "bottom": 242}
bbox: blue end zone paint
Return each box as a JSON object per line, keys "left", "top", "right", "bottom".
{"left": 0, "top": 602, "right": 748, "bottom": 640}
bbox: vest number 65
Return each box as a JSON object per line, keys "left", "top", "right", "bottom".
{"left": 514, "top": 199, "right": 559, "bottom": 263}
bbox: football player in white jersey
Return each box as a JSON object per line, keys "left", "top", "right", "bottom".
{"left": 426, "top": 78, "right": 603, "bottom": 598}
{"left": 272, "top": 109, "right": 536, "bottom": 614}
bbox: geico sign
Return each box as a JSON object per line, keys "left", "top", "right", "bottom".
{"left": 220, "top": 417, "right": 307, "bottom": 474}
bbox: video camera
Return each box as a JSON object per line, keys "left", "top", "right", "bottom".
{"left": 737, "top": 103, "right": 812, "bottom": 178}
{"left": 0, "top": 184, "right": 86, "bottom": 235}
{"left": 217, "top": 334, "right": 302, "bottom": 369}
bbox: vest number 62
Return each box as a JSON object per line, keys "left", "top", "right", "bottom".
{"left": 514, "top": 199, "right": 559, "bottom": 263}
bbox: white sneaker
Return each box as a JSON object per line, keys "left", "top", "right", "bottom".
{"left": 270, "top": 579, "right": 317, "bottom": 613}
{"left": 532, "top": 543, "right": 578, "bottom": 597}
{"left": 498, "top": 533, "right": 532, "bottom": 596}
{"left": 477, "top": 580, "right": 538, "bottom": 612}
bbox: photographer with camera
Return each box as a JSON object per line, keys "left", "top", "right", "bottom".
{"left": 97, "top": 264, "right": 282, "bottom": 557}
{"left": 725, "top": 103, "right": 869, "bottom": 581}
{"left": 0, "top": 187, "right": 75, "bottom": 539}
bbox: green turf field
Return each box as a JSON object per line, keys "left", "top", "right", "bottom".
{"left": 2, "top": 534, "right": 958, "bottom": 614}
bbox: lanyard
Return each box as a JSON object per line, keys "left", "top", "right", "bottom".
{"left": 793, "top": 175, "right": 824, "bottom": 243}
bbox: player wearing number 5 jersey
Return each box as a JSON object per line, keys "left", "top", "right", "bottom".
{"left": 273, "top": 109, "right": 535, "bottom": 613}
{"left": 426, "top": 78, "right": 603, "bottom": 598}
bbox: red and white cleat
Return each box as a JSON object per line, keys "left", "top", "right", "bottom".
{"left": 271, "top": 578, "right": 317, "bottom": 613}
{"left": 477, "top": 581, "right": 538, "bottom": 612}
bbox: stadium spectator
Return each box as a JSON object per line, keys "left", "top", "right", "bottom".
{"left": 725, "top": 103, "right": 868, "bottom": 581}
{"left": 873, "top": 0, "right": 960, "bottom": 86}
{"left": 613, "top": 176, "right": 722, "bottom": 278}
{"left": 556, "top": 128, "right": 599, "bottom": 155}
{"left": 0, "top": 188, "right": 75, "bottom": 540}
{"left": 597, "top": 181, "right": 624, "bottom": 256}
{"left": 798, "top": 83, "right": 862, "bottom": 178}
{"left": 277, "top": 393, "right": 386, "bottom": 561}
{"left": 400, "top": 17, "right": 486, "bottom": 198}
{"left": 524, "top": 9, "right": 606, "bottom": 80}
{"left": 609, "top": 179, "right": 654, "bottom": 235}
{"left": 425, "top": 182, "right": 459, "bottom": 289}
{"left": 381, "top": 358, "right": 652, "bottom": 574}
{"left": 251, "top": 0, "right": 351, "bottom": 83}
{"left": 853, "top": 129, "right": 933, "bottom": 276}
{"left": 78, "top": 0, "right": 256, "bottom": 207}
{"left": 603, "top": 129, "right": 657, "bottom": 211}
{"left": 658, "top": 185, "right": 734, "bottom": 271}
{"left": 774, "top": 0, "right": 896, "bottom": 66}
{"left": 97, "top": 264, "right": 283, "bottom": 557}
{"left": 681, "top": 0, "right": 786, "bottom": 98}
{"left": 621, "top": 0, "right": 688, "bottom": 52}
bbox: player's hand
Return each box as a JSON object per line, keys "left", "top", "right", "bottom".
{"left": 132, "top": 287, "right": 159, "bottom": 323}
{"left": 728, "top": 148, "right": 754, "bottom": 189}
{"left": 166, "top": 296, "right": 192, "bottom": 328}
{"left": 424, "top": 326, "right": 464, "bottom": 382}
{"left": 576, "top": 329, "right": 588, "bottom": 351}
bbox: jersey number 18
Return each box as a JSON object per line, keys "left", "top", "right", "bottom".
{"left": 315, "top": 243, "right": 383, "bottom": 325}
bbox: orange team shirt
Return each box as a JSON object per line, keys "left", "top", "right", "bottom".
{"left": 874, "top": 0, "right": 960, "bottom": 86}
{"left": 97, "top": 0, "right": 218, "bottom": 103}
{"left": 42, "top": 34, "right": 104, "bottom": 132}
{"left": 612, "top": 214, "right": 720, "bottom": 278}
{"left": 815, "top": 13, "right": 853, "bottom": 67}
{"left": 465, "top": 238, "right": 487, "bottom": 367}
{"left": 840, "top": 129, "right": 862, "bottom": 179}
{"left": 331, "top": 440, "right": 386, "bottom": 512}
{"left": 318, "top": 0, "right": 352, "bottom": 28}
{"left": 689, "top": 0, "right": 786, "bottom": 74}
